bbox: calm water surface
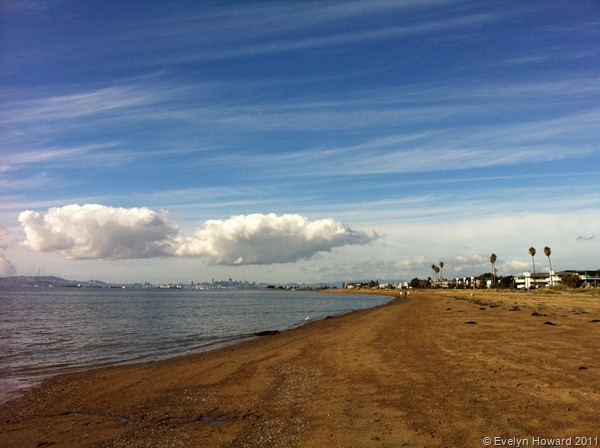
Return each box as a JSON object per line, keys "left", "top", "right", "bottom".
{"left": 0, "top": 287, "right": 391, "bottom": 402}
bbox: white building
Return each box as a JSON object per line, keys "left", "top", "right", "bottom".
{"left": 514, "top": 270, "right": 560, "bottom": 289}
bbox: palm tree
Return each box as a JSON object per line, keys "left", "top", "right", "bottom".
{"left": 529, "top": 247, "right": 537, "bottom": 289}
{"left": 431, "top": 264, "right": 437, "bottom": 287}
{"left": 439, "top": 261, "right": 444, "bottom": 286}
{"left": 434, "top": 265, "right": 440, "bottom": 287}
{"left": 490, "top": 254, "right": 497, "bottom": 287}
{"left": 544, "top": 246, "right": 553, "bottom": 286}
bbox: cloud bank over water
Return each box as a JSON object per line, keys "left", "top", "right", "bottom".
{"left": 18, "top": 205, "right": 372, "bottom": 265}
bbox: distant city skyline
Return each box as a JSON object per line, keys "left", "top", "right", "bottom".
{"left": 1, "top": 1, "right": 598, "bottom": 284}
{"left": 1, "top": 265, "right": 598, "bottom": 291}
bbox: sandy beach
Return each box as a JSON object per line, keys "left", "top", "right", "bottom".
{"left": 1, "top": 289, "right": 599, "bottom": 447}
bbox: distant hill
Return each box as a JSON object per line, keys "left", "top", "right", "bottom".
{"left": 0, "top": 276, "right": 83, "bottom": 287}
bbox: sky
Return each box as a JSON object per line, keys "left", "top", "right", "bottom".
{"left": 1, "top": 0, "right": 599, "bottom": 284}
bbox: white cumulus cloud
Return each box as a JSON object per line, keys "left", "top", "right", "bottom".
{"left": 176, "top": 213, "right": 373, "bottom": 265}
{"left": 18, "top": 205, "right": 373, "bottom": 265}
{"left": 18, "top": 204, "right": 179, "bottom": 260}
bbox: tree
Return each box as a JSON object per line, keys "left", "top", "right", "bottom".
{"left": 431, "top": 264, "right": 437, "bottom": 287}
{"left": 434, "top": 265, "right": 440, "bottom": 287}
{"left": 439, "top": 261, "right": 444, "bottom": 285}
{"left": 544, "top": 246, "right": 553, "bottom": 285}
{"left": 529, "top": 247, "right": 537, "bottom": 289}
{"left": 490, "top": 253, "right": 497, "bottom": 287}
{"left": 498, "top": 275, "right": 514, "bottom": 289}
{"left": 367, "top": 280, "right": 378, "bottom": 288}
{"left": 562, "top": 273, "right": 580, "bottom": 288}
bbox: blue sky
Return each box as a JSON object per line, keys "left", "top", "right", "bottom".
{"left": 1, "top": 0, "right": 599, "bottom": 284}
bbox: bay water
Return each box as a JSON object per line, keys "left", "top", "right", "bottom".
{"left": 0, "top": 287, "right": 391, "bottom": 403}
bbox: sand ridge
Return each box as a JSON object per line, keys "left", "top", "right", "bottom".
{"left": 1, "top": 290, "right": 599, "bottom": 447}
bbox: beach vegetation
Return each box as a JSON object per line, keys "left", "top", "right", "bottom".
{"left": 581, "top": 287, "right": 600, "bottom": 296}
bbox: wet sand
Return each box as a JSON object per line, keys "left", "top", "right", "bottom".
{"left": 1, "top": 289, "right": 599, "bottom": 447}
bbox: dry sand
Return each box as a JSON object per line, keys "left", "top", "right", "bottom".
{"left": 1, "top": 289, "right": 599, "bottom": 447}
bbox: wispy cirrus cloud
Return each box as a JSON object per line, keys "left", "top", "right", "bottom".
{"left": 3, "top": 73, "right": 596, "bottom": 147}
{"left": 124, "top": 0, "right": 488, "bottom": 62}
{"left": 204, "top": 107, "right": 598, "bottom": 178}
{"left": 0, "top": 143, "right": 122, "bottom": 171}
{"left": 202, "top": 14, "right": 495, "bottom": 60}
{"left": 0, "top": 86, "right": 161, "bottom": 124}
